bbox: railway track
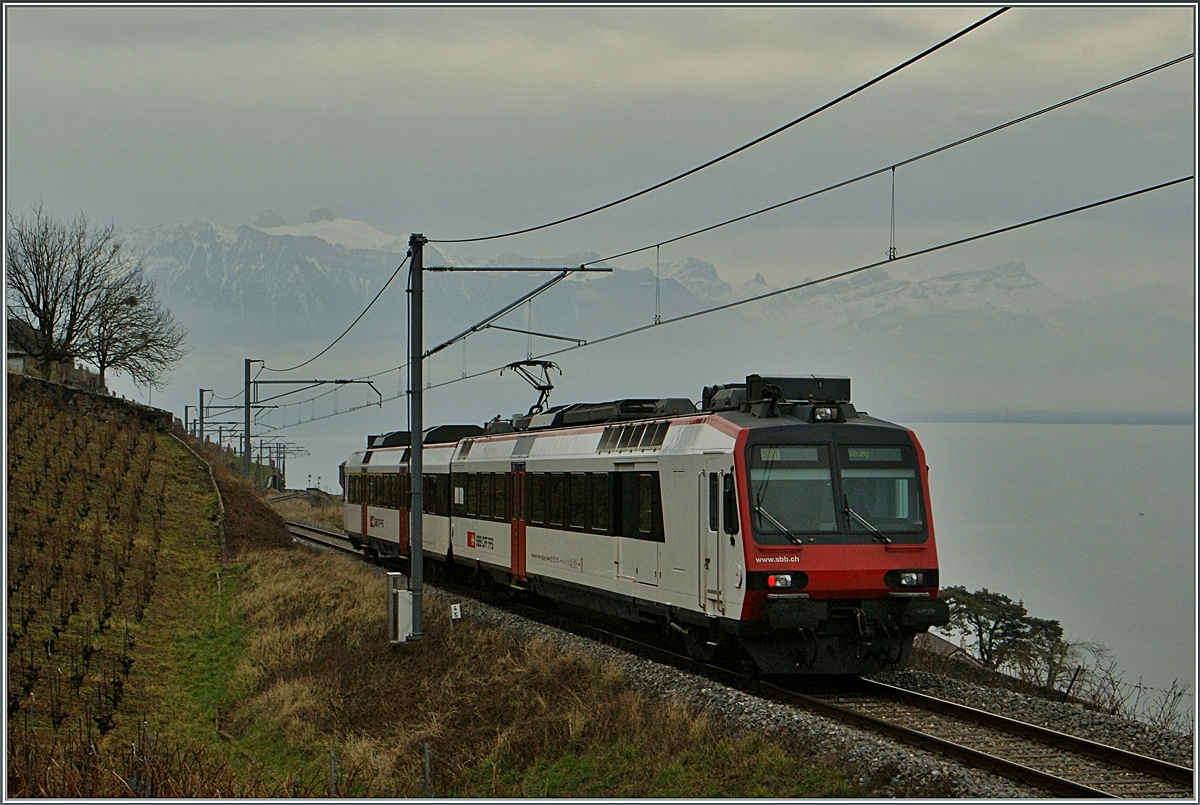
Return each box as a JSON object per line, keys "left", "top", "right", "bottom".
{"left": 287, "top": 520, "right": 363, "bottom": 555}
{"left": 777, "top": 679, "right": 1193, "bottom": 798}
{"left": 284, "top": 520, "right": 1193, "bottom": 798}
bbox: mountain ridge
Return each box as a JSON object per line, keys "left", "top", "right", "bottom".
{"left": 118, "top": 214, "right": 1191, "bottom": 417}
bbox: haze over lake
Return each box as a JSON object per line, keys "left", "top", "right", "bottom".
{"left": 913, "top": 422, "right": 1196, "bottom": 699}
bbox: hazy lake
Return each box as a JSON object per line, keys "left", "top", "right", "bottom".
{"left": 908, "top": 422, "right": 1195, "bottom": 698}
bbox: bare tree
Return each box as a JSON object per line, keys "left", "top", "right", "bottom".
{"left": 7, "top": 204, "right": 187, "bottom": 389}
{"left": 6, "top": 205, "right": 133, "bottom": 366}
{"left": 83, "top": 268, "right": 187, "bottom": 390}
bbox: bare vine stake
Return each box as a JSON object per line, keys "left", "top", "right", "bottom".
{"left": 424, "top": 742, "right": 432, "bottom": 796}
{"left": 329, "top": 750, "right": 337, "bottom": 797}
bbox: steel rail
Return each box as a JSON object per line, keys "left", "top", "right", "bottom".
{"left": 752, "top": 677, "right": 1115, "bottom": 798}
{"left": 286, "top": 521, "right": 362, "bottom": 557}
{"left": 858, "top": 678, "right": 1194, "bottom": 788}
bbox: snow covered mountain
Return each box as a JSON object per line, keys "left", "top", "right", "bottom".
{"left": 121, "top": 214, "right": 1191, "bottom": 416}
{"left": 123, "top": 218, "right": 401, "bottom": 322}
{"left": 114, "top": 213, "right": 1113, "bottom": 350}
{"left": 767, "top": 262, "right": 1071, "bottom": 332}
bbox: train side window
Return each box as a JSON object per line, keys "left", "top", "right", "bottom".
{"left": 638, "top": 474, "right": 653, "bottom": 535}
{"left": 709, "top": 473, "right": 719, "bottom": 532}
{"left": 434, "top": 472, "right": 448, "bottom": 515}
{"left": 347, "top": 474, "right": 358, "bottom": 504}
{"left": 568, "top": 473, "right": 587, "bottom": 530}
{"left": 424, "top": 475, "right": 439, "bottom": 513}
{"left": 400, "top": 473, "right": 410, "bottom": 510}
{"left": 548, "top": 473, "right": 565, "bottom": 526}
{"left": 494, "top": 473, "right": 509, "bottom": 521}
{"left": 466, "top": 473, "right": 478, "bottom": 517}
{"left": 529, "top": 473, "right": 546, "bottom": 525}
{"left": 589, "top": 473, "right": 610, "bottom": 533}
{"left": 723, "top": 473, "right": 739, "bottom": 535}
{"left": 452, "top": 473, "right": 466, "bottom": 515}
{"left": 652, "top": 475, "right": 664, "bottom": 542}
{"left": 438, "top": 474, "right": 448, "bottom": 515}
{"left": 617, "top": 472, "right": 635, "bottom": 537}
{"left": 479, "top": 473, "right": 493, "bottom": 519}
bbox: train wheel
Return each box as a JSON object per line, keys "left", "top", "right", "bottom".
{"left": 683, "top": 630, "right": 716, "bottom": 664}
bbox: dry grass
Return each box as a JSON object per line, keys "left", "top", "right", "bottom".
{"left": 223, "top": 548, "right": 867, "bottom": 797}
{"left": 265, "top": 490, "right": 345, "bottom": 530}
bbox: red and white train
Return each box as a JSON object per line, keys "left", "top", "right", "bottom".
{"left": 341, "top": 374, "right": 948, "bottom": 675}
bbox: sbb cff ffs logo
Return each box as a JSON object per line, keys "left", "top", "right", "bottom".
{"left": 466, "top": 531, "right": 494, "bottom": 551}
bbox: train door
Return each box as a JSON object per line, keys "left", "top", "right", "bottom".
{"left": 617, "top": 470, "right": 659, "bottom": 586}
{"left": 398, "top": 471, "right": 409, "bottom": 557}
{"left": 510, "top": 464, "right": 527, "bottom": 583}
{"left": 360, "top": 470, "right": 370, "bottom": 547}
{"left": 700, "top": 460, "right": 724, "bottom": 615}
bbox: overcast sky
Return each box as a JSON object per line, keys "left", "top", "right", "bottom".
{"left": 5, "top": 6, "right": 1195, "bottom": 297}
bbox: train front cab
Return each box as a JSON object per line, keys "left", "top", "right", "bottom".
{"left": 726, "top": 416, "right": 949, "bottom": 675}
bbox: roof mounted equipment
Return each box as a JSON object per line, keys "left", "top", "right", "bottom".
{"left": 745, "top": 374, "right": 850, "bottom": 404}
{"left": 502, "top": 360, "right": 561, "bottom": 416}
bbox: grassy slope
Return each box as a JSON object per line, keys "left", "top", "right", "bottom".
{"left": 224, "top": 546, "right": 868, "bottom": 797}
{"left": 6, "top": 376, "right": 282, "bottom": 795}
{"left": 7, "top": 379, "right": 875, "bottom": 797}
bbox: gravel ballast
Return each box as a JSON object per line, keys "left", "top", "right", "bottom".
{"left": 872, "top": 669, "right": 1194, "bottom": 769}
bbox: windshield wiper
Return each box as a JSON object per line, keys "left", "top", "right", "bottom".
{"left": 843, "top": 497, "right": 891, "bottom": 544}
{"left": 754, "top": 505, "right": 804, "bottom": 545}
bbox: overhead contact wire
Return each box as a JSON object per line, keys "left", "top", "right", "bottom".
{"left": 429, "top": 7, "right": 1009, "bottom": 244}
{"left": 261, "top": 52, "right": 1187, "bottom": 420}
{"left": 260, "top": 176, "right": 1191, "bottom": 431}
{"left": 424, "top": 176, "right": 1192, "bottom": 391}
{"left": 261, "top": 251, "right": 412, "bottom": 373}
{"left": 588, "top": 52, "right": 1193, "bottom": 266}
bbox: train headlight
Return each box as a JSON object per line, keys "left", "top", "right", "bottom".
{"left": 813, "top": 406, "right": 837, "bottom": 421}
{"left": 767, "top": 573, "right": 793, "bottom": 589}
{"left": 884, "top": 569, "right": 938, "bottom": 589}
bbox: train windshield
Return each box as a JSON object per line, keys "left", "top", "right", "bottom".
{"left": 749, "top": 445, "right": 838, "bottom": 541}
{"left": 838, "top": 445, "right": 924, "bottom": 534}
{"left": 747, "top": 442, "right": 926, "bottom": 544}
